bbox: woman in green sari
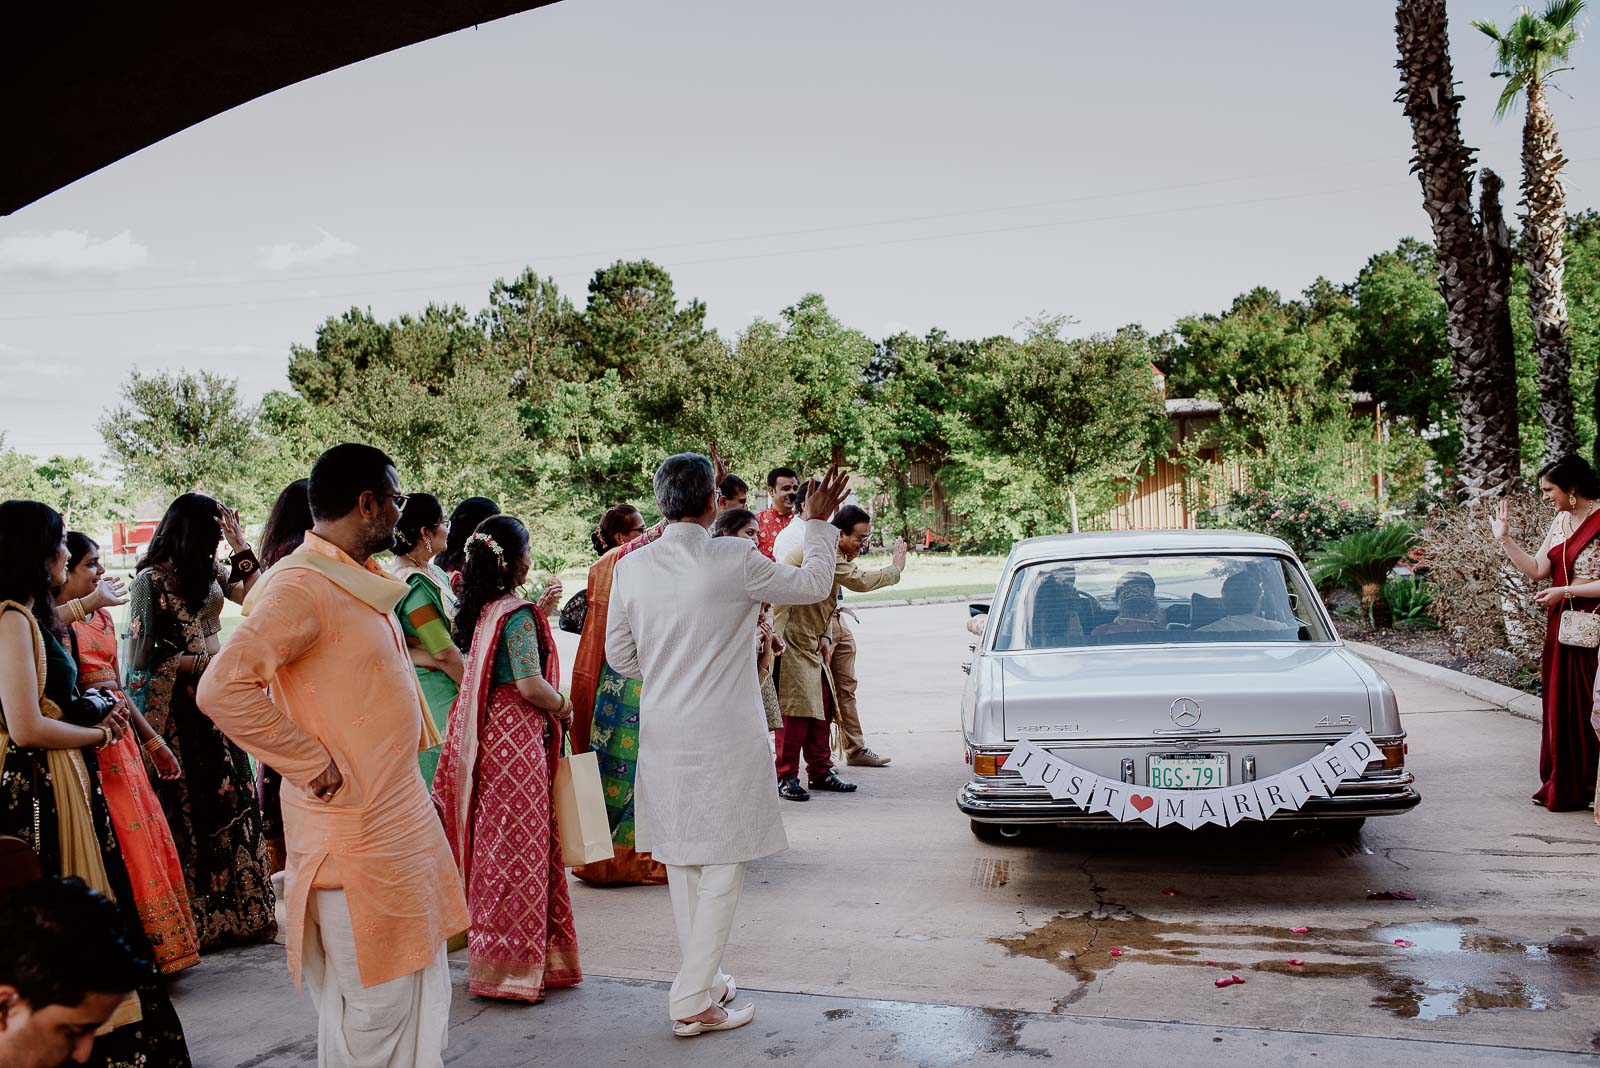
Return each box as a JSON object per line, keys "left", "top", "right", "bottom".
{"left": 389, "top": 494, "right": 463, "bottom": 786}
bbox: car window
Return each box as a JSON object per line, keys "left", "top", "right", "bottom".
{"left": 989, "top": 554, "right": 1332, "bottom": 651}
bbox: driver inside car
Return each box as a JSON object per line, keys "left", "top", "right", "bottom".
{"left": 1197, "top": 572, "right": 1294, "bottom": 632}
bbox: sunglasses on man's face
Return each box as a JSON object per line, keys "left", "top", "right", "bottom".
{"left": 379, "top": 491, "right": 410, "bottom": 510}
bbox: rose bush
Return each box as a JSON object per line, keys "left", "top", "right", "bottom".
{"left": 1197, "top": 488, "right": 1377, "bottom": 558}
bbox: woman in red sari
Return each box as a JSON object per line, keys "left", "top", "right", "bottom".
{"left": 55, "top": 532, "right": 201, "bottom": 974}
{"left": 1493, "top": 454, "right": 1600, "bottom": 812}
{"left": 431, "top": 515, "right": 580, "bottom": 1002}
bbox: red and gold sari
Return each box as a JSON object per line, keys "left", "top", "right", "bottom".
{"left": 1539, "top": 511, "right": 1600, "bottom": 811}
{"left": 432, "top": 596, "right": 580, "bottom": 1002}
{"left": 72, "top": 609, "right": 200, "bottom": 975}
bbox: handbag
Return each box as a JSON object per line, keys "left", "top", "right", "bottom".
{"left": 558, "top": 589, "right": 588, "bottom": 635}
{"left": 1557, "top": 532, "right": 1600, "bottom": 648}
{"left": 551, "top": 733, "right": 615, "bottom": 867}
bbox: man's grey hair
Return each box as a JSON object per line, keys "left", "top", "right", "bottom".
{"left": 654, "top": 453, "right": 716, "bottom": 520}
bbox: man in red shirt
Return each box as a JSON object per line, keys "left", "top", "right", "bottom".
{"left": 755, "top": 466, "right": 799, "bottom": 559}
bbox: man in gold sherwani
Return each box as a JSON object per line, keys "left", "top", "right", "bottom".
{"left": 775, "top": 504, "right": 906, "bottom": 802}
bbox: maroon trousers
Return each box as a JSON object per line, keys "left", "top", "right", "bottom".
{"left": 775, "top": 716, "right": 832, "bottom": 782}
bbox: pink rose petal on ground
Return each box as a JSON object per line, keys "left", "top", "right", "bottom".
{"left": 1231, "top": 974, "right": 1246, "bottom": 984}
{"left": 1214, "top": 977, "right": 1236, "bottom": 988}
{"left": 1287, "top": 958, "right": 1305, "bottom": 966}
{"left": 1162, "top": 887, "right": 1180, "bottom": 896}
{"left": 1205, "top": 960, "right": 1218, "bottom": 966}
{"left": 1291, "top": 926, "right": 1311, "bottom": 934}
{"left": 1108, "top": 948, "right": 1122, "bottom": 957}
{"left": 1394, "top": 938, "right": 1414, "bottom": 948}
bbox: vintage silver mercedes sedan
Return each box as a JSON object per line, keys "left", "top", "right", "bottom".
{"left": 958, "top": 529, "right": 1420, "bottom": 840}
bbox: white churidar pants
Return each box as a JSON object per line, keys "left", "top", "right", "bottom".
{"left": 665, "top": 862, "right": 747, "bottom": 1019}
{"left": 302, "top": 888, "right": 451, "bottom": 1068}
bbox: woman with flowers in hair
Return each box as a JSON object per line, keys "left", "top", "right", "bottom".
{"left": 430, "top": 515, "right": 581, "bottom": 1002}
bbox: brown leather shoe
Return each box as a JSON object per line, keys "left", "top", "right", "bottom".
{"left": 847, "top": 749, "right": 891, "bottom": 767}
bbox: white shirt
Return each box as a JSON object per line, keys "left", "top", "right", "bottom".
{"left": 606, "top": 518, "right": 840, "bottom": 865}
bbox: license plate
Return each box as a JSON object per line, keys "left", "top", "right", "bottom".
{"left": 1148, "top": 753, "right": 1229, "bottom": 789}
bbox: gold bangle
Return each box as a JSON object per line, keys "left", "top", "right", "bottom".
{"left": 141, "top": 736, "right": 167, "bottom": 755}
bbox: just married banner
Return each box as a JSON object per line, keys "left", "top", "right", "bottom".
{"left": 1004, "top": 730, "right": 1376, "bottom": 829}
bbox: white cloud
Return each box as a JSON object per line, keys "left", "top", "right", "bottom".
{"left": 258, "top": 228, "right": 358, "bottom": 271}
{"left": 0, "top": 230, "right": 149, "bottom": 274}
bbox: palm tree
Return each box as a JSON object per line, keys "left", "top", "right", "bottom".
{"left": 1395, "top": 0, "right": 1523, "bottom": 499}
{"left": 1475, "top": 0, "right": 1587, "bottom": 463}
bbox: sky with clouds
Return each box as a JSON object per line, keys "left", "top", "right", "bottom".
{"left": 3, "top": 0, "right": 1599, "bottom": 460}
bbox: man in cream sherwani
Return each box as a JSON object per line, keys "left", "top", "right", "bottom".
{"left": 607, "top": 453, "right": 849, "bottom": 1037}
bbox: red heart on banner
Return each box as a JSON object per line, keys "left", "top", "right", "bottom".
{"left": 1129, "top": 794, "right": 1155, "bottom": 813}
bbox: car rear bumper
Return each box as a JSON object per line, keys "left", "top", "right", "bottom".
{"left": 958, "top": 770, "right": 1420, "bottom": 824}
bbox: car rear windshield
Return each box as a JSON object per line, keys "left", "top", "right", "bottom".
{"left": 989, "top": 554, "right": 1333, "bottom": 651}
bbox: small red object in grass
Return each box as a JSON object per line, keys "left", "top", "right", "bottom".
{"left": 1108, "top": 948, "right": 1122, "bottom": 957}
{"left": 1162, "top": 887, "right": 1179, "bottom": 896}
{"left": 1205, "top": 960, "right": 1218, "bottom": 966}
{"left": 1367, "top": 890, "right": 1417, "bottom": 901}
{"left": 1214, "top": 977, "right": 1236, "bottom": 988}
{"left": 1393, "top": 938, "right": 1414, "bottom": 948}
{"left": 1291, "top": 926, "right": 1310, "bottom": 934}
{"left": 1287, "top": 958, "right": 1305, "bottom": 966}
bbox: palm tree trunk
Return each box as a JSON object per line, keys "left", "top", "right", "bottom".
{"left": 1521, "top": 79, "right": 1577, "bottom": 462}
{"left": 1480, "top": 168, "right": 1521, "bottom": 435}
{"left": 1395, "top": 0, "right": 1522, "bottom": 499}
{"left": 1067, "top": 486, "right": 1080, "bottom": 534}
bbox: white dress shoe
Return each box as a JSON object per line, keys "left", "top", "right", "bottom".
{"left": 673, "top": 1002, "right": 755, "bottom": 1037}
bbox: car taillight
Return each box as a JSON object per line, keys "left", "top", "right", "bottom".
{"left": 973, "top": 753, "right": 1008, "bottom": 776}
{"left": 1380, "top": 742, "right": 1405, "bottom": 769}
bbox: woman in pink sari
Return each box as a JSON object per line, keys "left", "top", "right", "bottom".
{"left": 431, "top": 515, "right": 581, "bottom": 1002}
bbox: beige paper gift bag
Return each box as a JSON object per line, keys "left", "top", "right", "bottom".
{"left": 552, "top": 750, "right": 615, "bottom": 867}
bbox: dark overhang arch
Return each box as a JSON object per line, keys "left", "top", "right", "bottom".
{"left": 2, "top": 1, "right": 560, "bottom": 216}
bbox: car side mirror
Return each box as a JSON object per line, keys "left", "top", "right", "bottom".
{"left": 969, "top": 602, "right": 990, "bottom": 618}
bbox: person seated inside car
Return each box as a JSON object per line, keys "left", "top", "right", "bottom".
{"left": 1091, "top": 571, "right": 1162, "bottom": 637}
{"left": 1028, "top": 565, "right": 1100, "bottom": 647}
{"left": 1197, "top": 571, "right": 1294, "bottom": 632}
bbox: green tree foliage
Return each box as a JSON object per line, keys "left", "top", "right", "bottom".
{"left": 975, "top": 319, "right": 1168, "bottom": 532}
{"left": 74, "top": 215, "right": 1600, "bottom": 557}
{"left": 479, "top": 269, "right": 582, "bottom": 397}
{"left": 1165, "top": 284, "right": 1356, "bottom": 403}
{"left": 0, "top": 435, "right": 128, "bottom": 535}
{"left": 767, "top": 294, "right": 876, "bottom": 469}
{"left": 97, "top": 370, "right": 261, "bottom": 504}
{"left": 573, "top": 259, "right": 707, "bottom": 379}
{"left": 1347, "top": 239, "right": 1456, "bottom": 449}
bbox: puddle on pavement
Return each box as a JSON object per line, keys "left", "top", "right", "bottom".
{"left": 994, "top": 912, "right": 1600, "bottom": 1020}
{"left": 819, "top": 1004, "right": 1047, "bottom": 1066}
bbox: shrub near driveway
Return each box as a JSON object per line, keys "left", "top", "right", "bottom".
{"left": 1199, "top": 488, "right": 1376, "bottom": 558}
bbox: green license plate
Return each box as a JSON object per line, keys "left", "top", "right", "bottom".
{"left": 1148, "top": 753, "right": 1229, "bottom": 789}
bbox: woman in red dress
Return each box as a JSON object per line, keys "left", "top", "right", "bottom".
{"left": 55, "top": 532, "right": 201, "bottom": 974}
{"left": 431, "top": 515, "right": 581, "bottom": 1002}
{"left": 1492, "top": 454, "right": 1600, "bottom": 812}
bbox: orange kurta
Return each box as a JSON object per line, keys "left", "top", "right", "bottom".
{"left": 197, "top": 533, "right": 468, "bottom": 989}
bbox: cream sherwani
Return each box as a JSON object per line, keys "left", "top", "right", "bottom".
{"left": 606, "top": 517, "right": 839, "bottom": 1017}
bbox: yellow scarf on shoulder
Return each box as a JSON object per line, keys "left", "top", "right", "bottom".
{"left": 0, "top": 601, "right": 143, "bottom": 1033}
{"left": 240, "top": 556, "right": 442, "bottom": 751}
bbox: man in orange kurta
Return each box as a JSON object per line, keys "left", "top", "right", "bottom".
{"left": 198, "top": 444, "right": 468, "bottom": 1068}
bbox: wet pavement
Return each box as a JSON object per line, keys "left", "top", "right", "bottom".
{"left": 173, "top": 602, "right": 1600, "bottom": 1064}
